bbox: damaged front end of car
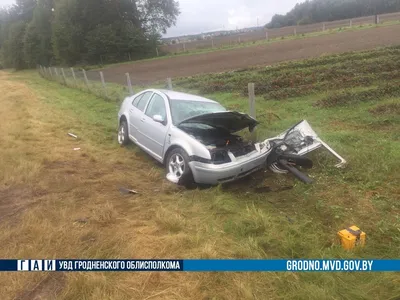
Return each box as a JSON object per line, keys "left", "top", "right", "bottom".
{"left": 169, "top": 110, "right": 346, "bottom": 185}
{"left": 263, "top": 120, "right": 347, "bottom": 184}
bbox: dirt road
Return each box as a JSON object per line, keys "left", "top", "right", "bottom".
{"left": 98, "top": 25, "right": 400, "bottom": 85}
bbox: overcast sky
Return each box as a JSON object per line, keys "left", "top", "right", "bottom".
{"left": 0, "top": 0, "right": 13, "bottom": 7}
{"left": 165, "top": 0, "right": 302, "bottom": 37}
{"left": 0, "top": 0, "right": 302, "bottom": 37}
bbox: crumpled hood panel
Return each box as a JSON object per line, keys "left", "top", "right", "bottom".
{"left": 177, "top": 111, "right": 259, "bottom": 133}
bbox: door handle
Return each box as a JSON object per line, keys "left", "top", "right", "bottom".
{"left": 141, "top": 118, "right": 145, "bottom": 122}
{"left": 129, "top": 109, "right": 134, "bottom": 113}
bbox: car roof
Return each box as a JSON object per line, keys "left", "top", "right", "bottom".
{"left": 155, "top": 89, "right": 218, "bottom": 103}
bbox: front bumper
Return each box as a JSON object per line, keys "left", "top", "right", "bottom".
{"left": 189, "top": 147, "right": 272, "bottom": 184}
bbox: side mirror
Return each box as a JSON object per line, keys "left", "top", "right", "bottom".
{"left": 153, "top": 115, "right": 164, "bottom": 123}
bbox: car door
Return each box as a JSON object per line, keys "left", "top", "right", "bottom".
{"left": 128, "top": 91, "right": 153, "bottom": 142}
{"left": 137, "top": 93, "right": 169, "bottom": 161}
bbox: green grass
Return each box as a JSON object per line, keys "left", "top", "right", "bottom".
{"left": 12, "top": 44, "right": 400, "bottom": 299}
{"left": 90, "top": 20, "right": 400, "bottom": 71}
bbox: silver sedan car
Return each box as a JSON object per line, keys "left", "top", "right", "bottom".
{"left": 117, "top": 89, "right": 346, "bottom": 185}
{"left": 117, "top": 89, "right": 273, "bottom": 185}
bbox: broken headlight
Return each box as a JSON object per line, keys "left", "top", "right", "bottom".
{"left": 210, "top": 149, "right": 231, "bottom": 165}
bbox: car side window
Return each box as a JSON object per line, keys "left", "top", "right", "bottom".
{"left": 145, "top": 94, "right": 167, "bottom": 122}
{"left": 135, "top": 92, "right": 153, "bottom": 111}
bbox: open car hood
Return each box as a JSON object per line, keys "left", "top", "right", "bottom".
{"left": 177, "top": 111, "right": 258, "bottom": 133}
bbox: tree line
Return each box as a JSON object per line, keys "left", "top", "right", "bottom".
{"left": 267, "top": 0, "right": 400, "bottom": 28}
{"left": 0, "top": 0, "right": 180, "bottom": 69}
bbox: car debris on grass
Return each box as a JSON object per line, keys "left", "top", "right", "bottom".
{"left": 265, "top": 120, "right": 347, "bottom": 183}
{"left": 68, "top": 133, "right": 78, "bottom": 139}
{"left": 119, "top": 187, "right": 139, "bottom": 195}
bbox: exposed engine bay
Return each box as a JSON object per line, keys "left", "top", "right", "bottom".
{"left": 180, "top": 124, "right": 256, "bottom": 164}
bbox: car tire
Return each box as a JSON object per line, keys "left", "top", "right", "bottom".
{"left": 166, "top": 148, "right": 194, "bottom": 187}
{"left": 118, "top": 120, "right": 129, "bottom": 146}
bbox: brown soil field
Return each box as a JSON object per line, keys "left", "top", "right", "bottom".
{"left": 160, "top": 12, "right": 400, "bottom": 53}
{"left": 96, "top": 24, "right": 400, "bottom": 85}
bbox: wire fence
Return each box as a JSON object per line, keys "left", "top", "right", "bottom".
{"left": 37, "top": 65, "right": 172, "bottom": 103}
{"left": 37, "top": 64, "right": 261, "bottom": 123}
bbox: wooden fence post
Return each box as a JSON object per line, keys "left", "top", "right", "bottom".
{"left": 266, "top": 30, "right": 269, "bottom": 41}
{"left": 248, "top": 83, "right": 256, "bottom": 140}
{"left": 49, "top": 67, "right": 53, "bottom": 79}
{"left": 54, "top": 68, "right": 59, "bottom": 81}
{"left": 183, "top": 43, "right": 186, "bottom": 52}
{"left": 350, "top": 19, "right": 353, "bottom": 27}
{"left": 248, "top": 83, "right": 256, "bottom": 119}
{"left": 323, "top": 23, "right": 326, "bottom": 31}
{"left": 294, "top": 27, "right": 297, "bottom": 35}
{"left": 82, "top": 69, "right": 89, "bottom": 89}
{"left": 212, "top": 39, "right": 214, "bottom": 48}
{"left": 167, "top": 77, "right": 173, "bottom": 90}
{"left": 99, "top": 71, "right": 108, "bottom": 97}
{"left": 61, "top": 68, "right": 67, "bottom": 85}
{"left": 126, "top": 73, "right": 134, "bottom": 95}
{"left": 377, "top": 15, "right": 380, "bottom": 24}
{"left": 71, "top": 68, "right": 77, "bottom": 86}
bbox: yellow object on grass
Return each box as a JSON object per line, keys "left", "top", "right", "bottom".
{"left": 338, "top": 226, "right": 366, "bottom": 250}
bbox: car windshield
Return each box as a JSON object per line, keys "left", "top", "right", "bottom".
{"left": 170, "top": 99, "right": 226, "bottom": 125}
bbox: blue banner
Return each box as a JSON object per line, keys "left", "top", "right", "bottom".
{"left": 183, "top": 259, "right": 400, "bottom": 272}
{"left": 0, "top": 259, "right": 399, "bottom": 272}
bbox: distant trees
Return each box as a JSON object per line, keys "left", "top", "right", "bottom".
{"left": 23, "top": 0, "right": 53, "bottom": 67}
{"left": 266, "top": 0, "right": 400, "bottom": 28}
{"left": 4, "top": 21, "right": 26, "bottom": 69}
{"left": 0, "top": 0, "right": 180, "bottom": 69}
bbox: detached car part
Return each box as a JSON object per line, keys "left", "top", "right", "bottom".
{"left": 265, "top": 120, "right": 347, "bottom": 183}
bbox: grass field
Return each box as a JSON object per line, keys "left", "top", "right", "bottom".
{"left": 0, "top": 45, "right": 399, "bottom": 299}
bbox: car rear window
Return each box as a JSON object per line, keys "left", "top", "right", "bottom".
{"left": 135, "top": 92, "right": 153, "bottom": 112}
{"left": 132, "top": 94, "right": 143, "bottom": 106}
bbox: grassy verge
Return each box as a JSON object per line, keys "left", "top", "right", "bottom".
{"left": 1, "top": 42, "right": 400, "bottom": 300}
